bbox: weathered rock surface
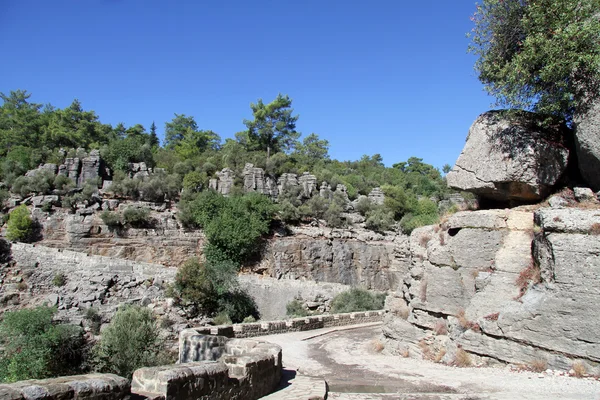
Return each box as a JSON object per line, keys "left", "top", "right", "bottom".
{"left": 575, "top": 99, "right": 600, "bottom": 191}
{"left": 368, "top": 187, "right": 385, "bottom": 205}
{"left": 215, "top": 168, "right": 235, "bottom": 195}
{"left": 251, "top": 225, "right": 410, "bottom": 291}
{"left": 383, "top": 207, "right": 600, "bottom": 374}
{"left": 447, "top": 111, "right": 569, "bottom": 203}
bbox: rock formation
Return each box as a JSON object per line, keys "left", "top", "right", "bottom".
{"left": 215, "top": 168, "right": 235, "bottom": 195}
{"left": 447, "top": 111, "right": 570, "bottom": 204}
{"left": 575, "top": 99, "right": 600, "bottom": 191}
{"left": 368, "top": 187, "right": 385, "bottom": 205}
{"left": 382, "top": 206, "right": 600, "bottom": 374}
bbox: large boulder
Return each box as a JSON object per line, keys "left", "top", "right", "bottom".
{"left": 447, "top": 111, "right": 570, "bottom": 203}
{"left": 575, "top": 99, "right": 600, "bottom": 191}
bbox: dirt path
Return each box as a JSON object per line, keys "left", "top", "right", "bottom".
{"left": 260, "top": 324, "right": 600, "bottom": 400}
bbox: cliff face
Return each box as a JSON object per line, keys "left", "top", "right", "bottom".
{"left": 382, "top": 208, "right": 600, "bottom": 374}
{"left": 33, "top": 205, "right": 407, "bottom": 290}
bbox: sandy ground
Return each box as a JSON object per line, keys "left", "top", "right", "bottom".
{"left": 260, "top": 324, "right": 600, "bottom": 400}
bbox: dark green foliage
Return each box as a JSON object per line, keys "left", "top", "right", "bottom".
{"left": 0, "top": 239, "right": 11, "bottom": 264}
{"left": 179, "top": 192, "right": 274, "bottom": 264}
{"left": 330, "top": 288, "right": 386, "bottom": 314}
{"left": 84, "top": 307, "right": 102, "bottom": 335}
{"left": 355, "top": 197, "right": 374, "bottom": 216}
{"left": 92, "top": 305, "right": 165, "bottom": 379}
{"left": 170, "top": 257, "right": 258, "bottom": 322}
{"left": 122, "top": 207, "right": 151, "bottom": 227}
{"left": 101, "top": 135, "right": 154, "bottom": 171}
{"left": 100, "top": 210, "right": 121, "bottom": 227}
{"left": 469, "top": 0, "right": 600, "bottom": 120}
{"left": 243, "top": 94, "right": 300, "bottom": 157}
{"left": 286, "top": 299, "right": 310, "bottom": 317}
{"left": 52, "top": 272, "right": 66, "bottom": 287}
{"left": 6, "top": 205, "right": 33, "bottom": 242}
{"left": 365, "top": 208, "right": 395, "bottom": 233}
{"left": 0, "top": 307, "right": 84, "bottom": 383}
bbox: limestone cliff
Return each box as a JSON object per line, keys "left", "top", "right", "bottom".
{"left": 382, "top": 207, "right": 600, "bottom": 374}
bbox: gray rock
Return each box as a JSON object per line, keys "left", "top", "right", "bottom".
{"left": 574, "top": 187, "right": 596, "bottom": 202}
{"left": 534, "top": 207, "right": 600, "bottom": 233}
{"left": 368, "top": 187, "right": 385, "bottom": 205}
{"left": 548, "top": 195, "right": 570, "bottom": 208}
{"left": 575, "top": 99, "right": 600, "bottom": 191}
{"left": 215, "top": 168, "right": 235, "bottom": 196}
{"left": 447, "top": 110, "right": 569, "bottom": 203}
{"left": 298, "top": 172, "right": 317, "bottom": 198}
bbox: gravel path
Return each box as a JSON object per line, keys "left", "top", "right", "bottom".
{"left": 260, "top": 324, "right": 600, "bottom": 400}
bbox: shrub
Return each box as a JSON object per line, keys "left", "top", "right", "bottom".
{"left": 52, "top": 272, "right": 66, "bottom": 287}
{"left": 365, "top": 208, "right": 395, "bottom": 232}
{"left": 355, "top": 196, "right": 374, "bottom": 216}
{"left": 286, "top": 299, "right": 310, "bottom": 317}
{"left": 41, "top": 202, "right": 53, "bottom": 212}
{"left": 84, "top": 307, "right": 102, "bottom": 335}
{"left": 330, "top": 288, "right": 385, "bottom": 314}
{"left": 213, "top": 312, "right": 232, "bottom": 326}
{"left": 324, "top": 201, "right": 344, "bottom": 228}
{"left": 53, "top": 174, "right": 74, "bottom": 194}
{"left": 93, "top": 305, "right": 164, "bottom": 379}
{"left": 100, "top": 210, "right": 122, "bottom": 227}
{"left": 6, "top": 205, "right": 34, "bottom": 242}
{"left": 528, "top": 358, "right": 548, "bottom": 373}
{"left": 122, "top": 207, "right": 151, "bottom": 227}
{"left": 572, "top": 361, "right": 587, "bottom": 378}
{"left": 277, "top": 199, "right": 301, "bottom": 224}
{"left": 453, "top": 348, "right": 472, "bottom": 367}
{"left": 0, "top": 307, "right": 84, "bottom": 382}
{"left": 516, "top": 261, "right": 542, "bottom": 297}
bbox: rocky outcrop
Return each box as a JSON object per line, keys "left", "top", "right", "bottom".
{"left": 447, "top": 111, "right": 570, "bottom": 204}
{"left": 27, "top": 149, "right": 111, "bottom": 189}
{"left": 298, "top": 172, "right": 318, "bottom": 198}
{"left": 242, "top": 163, "right": 278, "bottom": 197}
{"left": 215, "top": 168, "right": 235, "bottom": 196}
{"left": 368, "top": 187, "right": 385, "bottom": 205}
{"left": 382, "top": 207, "right": 600, "bottom": 374}
{"left": 251, "top": 225, "right": 410, "bottom": 291}
{"left": 575, "top": 99, "right": 600, "bottom": 191}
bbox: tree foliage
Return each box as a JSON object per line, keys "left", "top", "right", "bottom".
{"left": 6, "top": 205, "right": 34, "bottom": 242}
{"left": 243, "top": 94, "right": 300, "bottom": 157}
{"left": 469, "top": 0, "right": 600, "bottom": 119}
{"left": 0, "top": 307, "right": 84, "bottom": 383}
{"left": 93, "top": 305, "right": 165, "bottom": 379}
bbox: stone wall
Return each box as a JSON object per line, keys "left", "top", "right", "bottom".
{"left": 238, "top": 275, "right": 352, "bottom": 320}
{"left": 0, "top": 374, "right": 130, "bottom": 400}
{"left": 382, "top": 208, "right": 600, "bottom": 374}
{"left": 133, "top": 332, "right": 282, "bottom": 400}
{"left": 189, "top": 310, "right": 386, "bottom": 339}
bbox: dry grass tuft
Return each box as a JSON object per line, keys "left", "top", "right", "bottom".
{"left": 434, "top": 348, "right": 447, "bottom": 363}
{"left": 516, "top": 261, "right": 542, "bottom": 297}
{"left": 400, "top": 347, "right": 410, "bottom": 358}
{"left": 433, "top": 319, "right": 448, "bottom": 336}
{"left": 553, "top": 216, "right": 563, "bottom": 223}
{"left": 572, "top": 361, "right": 587, "bottom": 378}
{"left": 453, "top": 348, "right": 472, "bottom": 367}
{"left": 439, "top": 231, "right": 446, "bottom": 245}
{"left": 529, "top": 358, "right": 547, "bottom": 373}
{"left": 590, "top": 223, "right": 600, "bottom": 235}
{"left": 484, "top": 312, "right": 500, "bottom": 321}
{"left": 371, "top": 339, "right": 385, "bottom": 353}
{"left": 456, "top": 309, "right": 481, "bottom": 332}
{"left": 418, "top": 340, "right": 433, "bottom": 360}
{"left": 419, "top": 233, "right": 432, "bottom": 248}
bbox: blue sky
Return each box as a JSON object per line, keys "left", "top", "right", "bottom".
{"left": 1, "top": 1, "right": 493, "bottom": 170}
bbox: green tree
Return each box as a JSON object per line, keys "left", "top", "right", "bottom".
{"left": 293, "top": 133, "right": 330, "bottom": 165}
{"left": 0, "top": 90, "right": 43, "bottom": 155}
{"left": 93, "top": 305, "right": 164, "bottom": 379}
{"left": 164, "top": 114, "right": 220, "bottom": 157}
{"left": 0, "top": 307, "right": 84, "bottom": 383}
{"left": 6, "top": 205, "right": 34, "bottom": 242}
{"left": 469, "top": 0, "right": 600, "bottom": 119}
{"left": 243, "top": 94, "right": 300, "bottom": 158}
{"left": 149, "top": 121, "right": 160, "bottom": 147}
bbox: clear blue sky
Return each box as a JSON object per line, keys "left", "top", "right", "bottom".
{"left": 1, "top": 0, "right": 494, "bottom": 170}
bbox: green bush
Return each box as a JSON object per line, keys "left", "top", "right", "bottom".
{"left": 171, "top": 257, "right": 258, "bottom": 323}
{"left": 0, "top": 307, "right": 84, "bottom": 383}
{"left": 6, "top": 205, "right": 33, "bottom": 242}
{"left": 52, "top": 272, "right": 66, "bottom": 287}
{"left": 212, "top": 312, "right": 232, "bottom": 326}
{"left": 324, "top": 201, "right": 344, "bottom": 228}
{"left": 286, "top": 299, "right": 310, "bottom": 318}
{"left": 330, "top": 288, "right": 386, "bottom": 314}
{"left": 122, "top": 207, "right": 151, "bottom": 227}
{"left": 365, "top": 208, "right": 395, "bottom": 233}
{"left": 84, "top": 307, "right": 102, "bottom": 335}
{"left": 355, "top": 196, "right": 374, "bottom": 216}
{"left": 92, "top": 305, "right": 165, "bottom": 379}
{"left": 100, "top": 210, "right": 121, "bottom": 227}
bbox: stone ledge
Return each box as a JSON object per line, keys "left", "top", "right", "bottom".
{"left": 190, "top": 310, "right": 386, "bottom": 339}
{"left": 0, "top": 373, "right": 130, "bottom": 400}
